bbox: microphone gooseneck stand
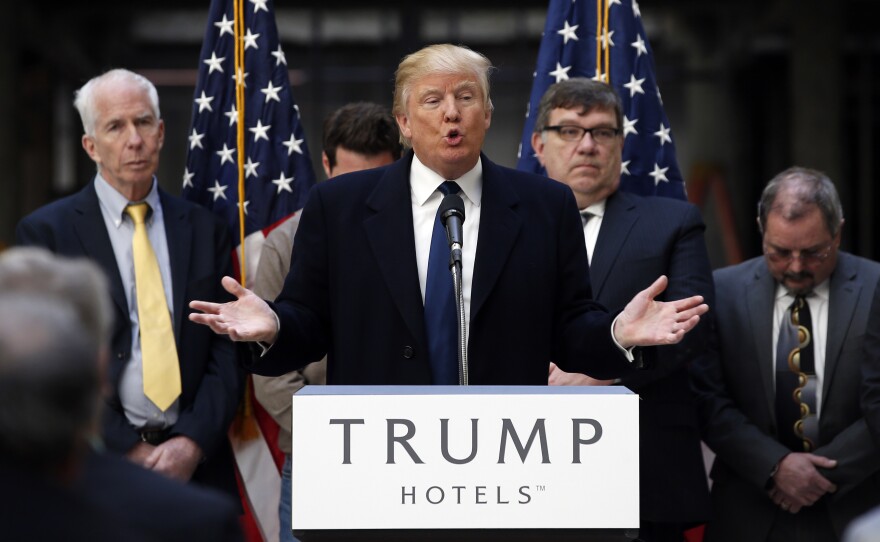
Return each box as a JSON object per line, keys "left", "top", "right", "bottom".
{"left": 452, "top": 260, "right": 468, "bottom": 385}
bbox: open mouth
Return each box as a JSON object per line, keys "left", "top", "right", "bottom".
{"left": 444, "top": 130, "right": 463, "bottom": 145}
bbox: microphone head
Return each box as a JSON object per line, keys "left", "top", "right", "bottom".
{"left": 439, "top": 194, "right": 465, "bottom": 226}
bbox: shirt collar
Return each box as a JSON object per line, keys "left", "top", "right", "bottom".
{"left": 581, "top": 199, "right": 606, "bottom": 219}
{"left": 410, "top": 153, "right": 483, "bottom": 207}
{"left": 774, "top": 278, "right": 830, "bottom": 303}
{"left": 94, "top": 174, "right": 161, "bottom": 228}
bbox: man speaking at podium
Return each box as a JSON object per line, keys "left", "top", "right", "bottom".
{"left": 190, "top": 44, "right": 708, "bottom": 386}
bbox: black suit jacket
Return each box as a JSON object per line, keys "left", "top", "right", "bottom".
{"left": 77, "top": 450, "right": 243, "bottom": 542}
{"left": 15, "top": 181, "right": 245, "bottom": 496}
{"left": 692, "top": 253, "right": 880, "bottom": 541}
{"left": 252, "top": 151, "right": 632, "bottom": 384}
{"left": 590, "top": 190, "right": 713, "bottom": 524}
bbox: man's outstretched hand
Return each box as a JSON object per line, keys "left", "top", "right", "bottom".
{"left": 612, "top": 275, "right": 709, "bottom": 348}
{"left": 189, "top": 276, "right": 278, "bottom": 344}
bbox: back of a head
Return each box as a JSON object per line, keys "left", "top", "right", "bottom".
{"left": 322, "top": 102, "right": 402, "bottom": 171}
{"left": 0, "top": 294, "right": 100, "bottom": 474}
{"left": 533, "top": 78, "right": 623, "bottom": 134}
{"left": 0, "top": 247, "right": 113, "bottom": 347}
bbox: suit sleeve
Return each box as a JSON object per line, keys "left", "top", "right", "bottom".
{"left": 169, "top": 215, "right": 244, "bottom": 457}
{"left": 552, "top": 187, "right": 630, "bottom": 379}
{"left": 620, "top": 203, "right": 715, "bottom": 389}
{"left": 247, "top": 185, "right": 331, "bottom": 376}
{"left": 861, "top": 277, "right": 880, "bottom": 449}
{"left": 15, "top": 215, "right": 57, "bottom": 249}
{"left": 689, "top": 274, "right": 791, "bottom": 490}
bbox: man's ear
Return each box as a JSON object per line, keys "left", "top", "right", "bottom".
{"left": 321, "top": 152, "right": 332, "bottom": 178}
{"left": 82, "top": 135, "right": 100, "bottom": 165}
{"left": 157, "top": 119, "right": 165, "bottom": 151}
{"left": 530, "top": 132, "right": 546, "bottom": 167}
{"left": 395, "top": 113, "right": 411, "bottom": 141}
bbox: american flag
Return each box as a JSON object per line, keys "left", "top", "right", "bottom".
{"left": 183, "top": 0, "right": 316, "bottom": 283}
{"left": 517, "top": 0, "right": 685, "bottom": 200}
{"left": 183, "top": 0, "right": 315, "bottom": 540}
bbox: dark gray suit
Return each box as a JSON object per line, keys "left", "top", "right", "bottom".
{"left": 691, "top": 252, "right": 880, "bottom": 541}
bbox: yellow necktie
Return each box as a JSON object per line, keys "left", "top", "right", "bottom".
{"left": 125, "top": 203, "right": 181, "bottom": 411}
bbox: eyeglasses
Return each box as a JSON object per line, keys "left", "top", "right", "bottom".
{"left": 763, "top": 242, "right": 835, "bottom": 266}
{"left": 543, "top": 125, "right": 621, "bottom": 144}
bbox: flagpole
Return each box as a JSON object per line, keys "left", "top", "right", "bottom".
{"left": 234, "top": 0, "right": 247, "bottom": 286}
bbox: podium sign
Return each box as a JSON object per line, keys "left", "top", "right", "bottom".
{"left": 291, "top": 386, "right": 638, "bottom": 531}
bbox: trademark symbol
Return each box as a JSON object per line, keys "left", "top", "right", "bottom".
{"left": 536, "top": 485, "right": 546, "bottom": 492}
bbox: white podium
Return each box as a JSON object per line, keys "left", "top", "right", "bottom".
{"left": 291, "top": 385, "right": 639, "bottom": 541}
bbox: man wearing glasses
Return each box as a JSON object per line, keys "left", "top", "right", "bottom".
{"left": 530, "top": 78, "right": 714, "bottom": 542}
{"left": 690, "top": 167, "right": 880, "bottom": 541}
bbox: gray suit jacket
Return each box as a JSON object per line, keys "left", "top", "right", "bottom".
{"left": 691, "top": 252, "right": 880, "bottom": 541}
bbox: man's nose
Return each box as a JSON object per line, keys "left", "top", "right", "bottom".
{"left": 442, "top": 96, "right": 461, "bottom": 122}
{"left": 125, "top": 125, "right": 144, "bottom": 146}
{"left": 576, "top": 131, "right": 598, "bottom": 153}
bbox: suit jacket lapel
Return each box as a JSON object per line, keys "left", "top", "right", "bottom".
{"left": 471, "top": 156, "right": 522, "bottom": 320}
{"left": 364, "top": 153, "right": 427, "bottom": 346}
{"left": 159, "top": 190, "right": 192, "bottom": 342}
{"left": 748, "top": 262, "right": 777, "bottom": 418}
{"left": 590, "top": 191, "right": 637, "bottom": 298}
{"left": 823, "top": 252, "right": 859, "bottom": 400}
{"left": 72, "top": 184, "right": 129, "bottom": 320}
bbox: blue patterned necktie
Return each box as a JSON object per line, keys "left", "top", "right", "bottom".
{"left": 424, "top": 181, "right": 461, "bottom": 385}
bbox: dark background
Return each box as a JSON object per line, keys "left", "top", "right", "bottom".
{"left": 2, "top": 0, "right": 878, "bottom": 268}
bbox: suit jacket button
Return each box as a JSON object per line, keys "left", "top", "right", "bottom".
{"left": 117, "top": 352, "right": 125, "bottom": 360}
{"left": 402, "top": 346, "right": 414, "bottom": 359}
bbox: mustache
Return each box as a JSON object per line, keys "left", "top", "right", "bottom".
{"left": 783, "top": 270, "right": 814, "bottom": 282}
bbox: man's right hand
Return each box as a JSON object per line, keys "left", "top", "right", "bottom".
{"left": 189, "top": 276, "right": 279, "bottom": 343}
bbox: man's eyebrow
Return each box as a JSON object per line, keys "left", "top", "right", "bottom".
{"left": 453, "top": 80, "right": 478, "bottom": 93}
{"left": 416, "top": 86, "right": 442, "bottom": 100}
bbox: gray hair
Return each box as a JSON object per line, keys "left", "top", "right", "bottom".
{"left": 0, "top": 293, "right": 100, "bottom": 472}
{"left": 392, "top": 44, "right": 494, "bottom": 148}
{"left": 74, "top": 68, "right": 161, "bottom": 137}
{"left": 757, "top": 166, "right": 844, "bottom": 237}
{"left": 0, "top": 247, "right": 113, "bottom": 347}
{"left": 533, "top": 78, "right": 623, "bottom": 135}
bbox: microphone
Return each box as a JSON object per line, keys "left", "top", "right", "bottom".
{"left": 439, "top": 194, "right": 465, "bottom": 268}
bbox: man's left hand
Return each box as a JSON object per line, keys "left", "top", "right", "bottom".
{"left": 613, "top": 275, "right": 708, "bottom": 348}
{"left": 143, "top": 435, "right": 204, "bottom": 482}
{"left": 548, "top": 362, "right": 614, "bottom": 386}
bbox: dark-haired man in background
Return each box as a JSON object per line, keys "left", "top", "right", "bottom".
{"left": 251, "top": 101, "right": 401, "bottom": 542}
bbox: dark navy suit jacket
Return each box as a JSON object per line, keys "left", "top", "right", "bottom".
{"left": 251, "top": 151, "right": 633, "bottom": 384}
{"left": 15, "top": 181, "right": 245, "bottom": 497}
{"left": 590, "top": 190, "right": 713, "bottom": 524}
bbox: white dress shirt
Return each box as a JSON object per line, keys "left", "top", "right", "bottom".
{"left": 580, "top": 200, "right": 606, "bottom": 264}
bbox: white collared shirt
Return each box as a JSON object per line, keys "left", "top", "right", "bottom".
{"left": 580, "top": 200, "right": 606, "bottom": 264}
{"left": 772, "top": 281, "right": 830, "bottom": 416}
